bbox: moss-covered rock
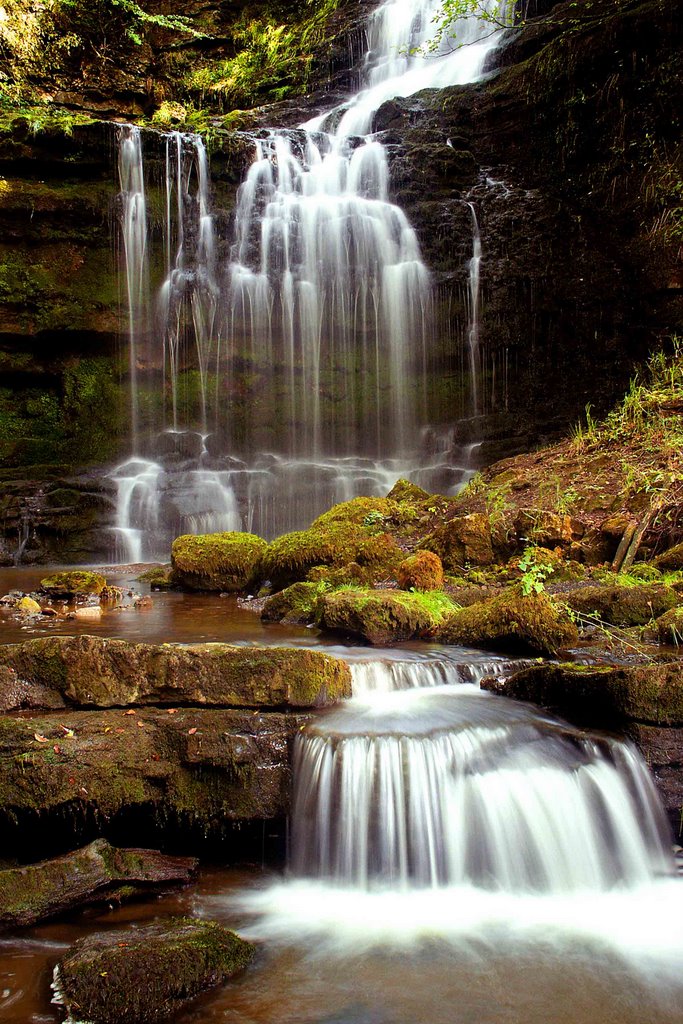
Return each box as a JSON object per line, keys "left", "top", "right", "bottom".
{"left": 422, "top": 513, "right": 494, "bottom": 569}
{"left": 654, "top": 542, "right": 683, "bottom": 570}
{"left": 0, "top": 635, "right": 351, "bottom": 709}
{"left": 256, "top": 498, "right": 405, "bottom": 590}
{"left": 171, "top": 532, "right": 267, "bottom": 592}
{"left": 137, "top": 566, "right": 176, "bottom": 590}
{"left": 397, "top": 551, "right": 445, "bottom": 591}
{"left": 55, "top": 917, "right": 254, "bottom": 1024}
{"left": 0, "top": 839, "right": 197, "bottom": 929}
{"left": 564, "top": 584, "right": 678, "bottom": 626}
{"left": 319, "top": 588, "right": 456, "bottom": 645}
{"left": 16, "top": 596, "right": 41, "bottom": 614}
{"left": 483, "top": 662, "right": 683, "bottom": 727}
{"left": 654, "top": 606, "right": 683, "bottom": 645}
{"left": 386, "top": 478, "right": 431, "bottom": 503}
{"left": 261, "top": 582, "right": 320, "bottom": 624}
{"left": 434, "top": 589, "right": 578, "bottom": 656}
{"left": 40, "top": 570, "right": 106, "bottom": 597}
{"left": 514, "top": 509, "right": 574, "bottom": 548}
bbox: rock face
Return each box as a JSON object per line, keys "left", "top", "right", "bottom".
{"left": 54, "top": 917, "right": 254, "bottom": 1024}
{"left": 0, "top": 839, "right": 197, "bottom": 929}
{"left": 0, "top": 635, "right": 351, "bottom": 710}
{"left": 0, "top": 705, "right": 306, "bottom": 858}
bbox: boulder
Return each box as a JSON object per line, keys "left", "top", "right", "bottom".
{"left": 482, "top": 663, "right": 683, "bottom": 727}
{"left": 40, "top": 571, "right": 107, "bottom": 597}
{"left": 397, "top": 551, "right": 445, "bottom": 591}
{"left": 16, "top": 596, "right": 41, "bottom": 615}
{"left": 514, "top": 509, "right": 574, "bottom": 547}
{"left": 319, "top": 588, "right": 455, "bottom": 645}
{"left": 654, "top": 606, "right": 683, "bottom": 645}
{"left": 654, "top": 542, "right": 683, "bottom": 570}
{"left": 261, "top": 582, "right": 320, "bottom": 624}
{"left": 435, "top": 589, "right": 578, "bottom": 656}
{"left": 565, "top": 584, "right": 678, "bottom": 625}
{"left": 171, "top": 532, "right": 267, "bottom": 592}
{"left": 54, "top": 917, "right": 254, "bottom": 1024}
{"left": 0, "top": 839, "right": 197, "bottom": 929}
{"left": 0, "top": 635, "right": 351, "bottom": 710}
{"left": 422, "top": 513, "right": 494, "bottom": 569}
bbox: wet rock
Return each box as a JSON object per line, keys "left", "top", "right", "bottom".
{"left": 397, "top": 551, "right": 445, "bottom": 591}
{"left": 16, "top": 596, "right": 41, "bottom": 615}
{"left": 564, "top": 584, "right": 679, "bottom": 626}
{"left": 0, "top": 839, "right": 197, "bottom": 929}
{"left": 422, "top": 513, "right": 494, "bottom": 569}
{"left": 74, "top": 605, "right": 103, "bottom": 620}
{"left": 0, "top": 635, "right": 351, "bottom": 710}
{"left": 136, "top": 567, "right": 176, "bottom": 590}
{"left": 40, "top": 571, "right": 107, "bottom": 597}
{"left": 483, "top": 662, "right": 683, "bottom": 727}
{"left": 434, "top": 589, "right": 578, "bottom": 656}
{"left": 386, "top": 478, "right": 432, "bottom": 503}
{"left": 54, "top": 917, "right": 254, "bottom": 1024}
{"left": 319, "top": 588, "right": 454, "bottom": 645}
{"left": 171, "top": 532, "right": 267, "bottom": 592}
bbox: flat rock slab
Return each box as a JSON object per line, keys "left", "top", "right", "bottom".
{"left": 0, "top": 707, "right": 308, "bottom": 849}
{"left": 483, "top": 662, "right": 683, "bottom": 727}
{"left": 54, "top": 916, "right": 254, "bottom": 1024}
{"left": 0, "top": 838, "right": 197, "bottom": 929}
{"left": 0, "top": 634, "right": 351, "bottom": 710}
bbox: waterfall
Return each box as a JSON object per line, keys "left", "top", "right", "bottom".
{"left": 465, "top": 201, "right": 482, "bottom": 416}
{"left": 348, "top": 651, "right": 528, "bottom": 696}
{"left": 113, "top": 0, "right": 512, "bottom": 549}
{"left": 290, "top": 686, "right": 674, "bottom": 892}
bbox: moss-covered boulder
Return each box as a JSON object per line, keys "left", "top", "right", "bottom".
{"left": 0, "top": 839, "right": 197, "bottom": 929}
{"left": 422, "top": 513, "right": 494, "bottom": 569}
{"left": 483, "top": 662, "right": 683, "bottom": 728}
{"left": 319, "top": 588, "right": 456, "bottom": 645}
{"left": 397, "top": 551, "right": 445, "bottom": 591}
{"left": 256, "top": 498, "right": 405, "bottom": 590}
{"left": 564, "top": 584, "right": 678, "bottom": 625}
{"left": 654, "top": 542, "right": 683, "bottom": 571}
{"left": 0, "top": 635, "right": 351, "bottom": 709}
{"left": 261, "top": 582, "right": 320, "bottom": 624}
{"left": 137, "top": 566, "right": 176, "bottom": 590}
{"left": 171, "top": 532, "right": 267, "bottom": 592}
{"left": 434, "top": 589, "right": 578, "bottom": 655}
{"left": 16, "top": 596, "right": 41, "bottom": 614}
{"left": 654, "top": 606, "right": 683, "bottom": 645}
{"left": 386, "top": 478, "right": 431, "bottom": 503}
{"left": 54, "top": 917, "right": 254, "bottom": 1024}
{"left": 40, "top": 570, "right": 106, "bottom": 597}
{"left": 514, "top": 509, "right": 574, "bottom": 548}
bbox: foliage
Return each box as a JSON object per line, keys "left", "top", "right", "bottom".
{"left": 418, "top": 0, "right": 517, "bottom": 54}
{"left": 517, "top": 546, "right": 554, "bottom": 596}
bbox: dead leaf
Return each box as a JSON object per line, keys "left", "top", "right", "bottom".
{"left": 60, "top": 726, "right": 75, "bottom": 737}
{"left": 188, "top": 728, "right": 198, "bottom": 735}
{"left": 124, "top": 710, "right": 136, "bottom": 716}
{"left": 34, "top": 733, "right": 47, "bottom": 743}
{"left": 53, "top": 745, "right": 61, "bottom": 754}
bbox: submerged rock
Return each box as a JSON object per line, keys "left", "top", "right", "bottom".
{"left": 0, "top": 635, "right": 351, "bottom": 710}
{"left": 54, "top": 917, "right": 254, "bottom": 1024}
{"left": 40, "top": 570, "right": 107, "bottom": 597}
{"left": 0, "top": 839, "right": 197, "bottom": 929}
{"left": 565, "top": 584, "right": 679, "bottom": 625}
{"left": 171, "top": 532, "right": 267, "bottom": 592}
{"left": 435, "top": 589, "right": 578, "bottom": 656}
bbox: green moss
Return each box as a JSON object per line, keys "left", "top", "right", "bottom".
{"left": 654, "top": 606, "right": 683, "bottom": 645}
{"left": 136, "top": 567, "right": 176, "bottom": 590}
{"left": 261, "top": 582, "right": 320, "bottom": 624}
{"left": 56, "top": 917, "right": 254, "bottom": 1024}
{"left": 40, "top": 570, "right": 106, "bottom": 597}
{"left": 171, "top": 532, "right": 267, "bottom": 593}
{"left": 319, "top": 587, "right": 458, "bottom": 645}
{"left": 386, "top": 478, "right": 432, "bottom": 502}
{"left": 436, "top": 588, "right": 579, "bottom": 656}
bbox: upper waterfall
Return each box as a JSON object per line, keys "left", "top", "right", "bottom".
{"left": 112, "top": 1, "right": 512, "bottom": 556}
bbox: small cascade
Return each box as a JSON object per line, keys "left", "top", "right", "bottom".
{"left": 465, "top": 202, "right": 482, "bottom": 416}
{"left": 290, "top": 686, "right": 675, "bottom": 892}
{"left": 110, "top": 458, "right": 165, "bottom": 563}
{"left": 349, "top": 652, "right": 527, "bottom": 696}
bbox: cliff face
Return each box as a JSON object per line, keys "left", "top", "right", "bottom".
{"left": 0, "top": 0, "right": 680, "bottom": 562}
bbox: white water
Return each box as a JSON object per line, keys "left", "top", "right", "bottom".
{"left": 466, "top": 201, "right": 482, "bottom": 416}
{"left": 112, "top": 0, "right": 510, "bottom": 546}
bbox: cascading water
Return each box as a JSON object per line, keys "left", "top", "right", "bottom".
{"left": 465, "top": 201, "right": 482, "bottom": 417}
{"left": 112, "top": 0, "right": 512, "bottom": 553}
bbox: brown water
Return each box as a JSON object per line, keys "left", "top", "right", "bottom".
{"left": 1, "top": 867, "right": 682, "bottom": 1024}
